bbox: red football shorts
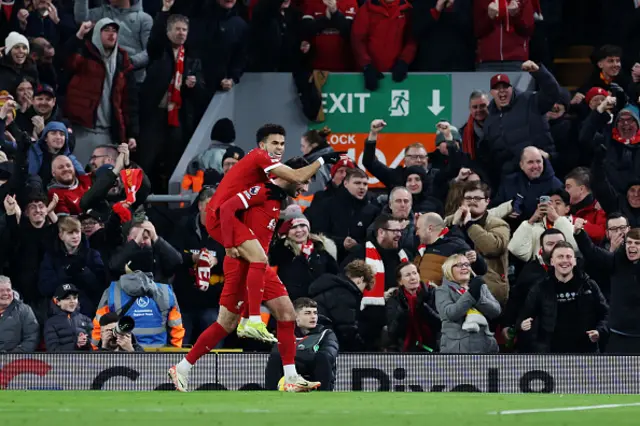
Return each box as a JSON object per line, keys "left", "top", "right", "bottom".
{"left": 205, "top": 206, "right": 257, "bottom": 248}
{"left": 220, "top": 257, "right": 288, "bottom": 314}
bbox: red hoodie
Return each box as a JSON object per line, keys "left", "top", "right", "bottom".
{"left": 473, "top": 0, "right": 534, "bottom": 64}
{"left": 351, "top": 0, "right": 416, "bottom": 71}
{"left": 572, "top": 197, "right": 607, "bottom": 244}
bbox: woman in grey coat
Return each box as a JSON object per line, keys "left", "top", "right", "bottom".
{"left": 435, "top": 254, "right": 501, "bottom": 353}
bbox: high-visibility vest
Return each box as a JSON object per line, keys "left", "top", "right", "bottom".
{"left": 293, "top": 194, "right": 314, "bottom": 212}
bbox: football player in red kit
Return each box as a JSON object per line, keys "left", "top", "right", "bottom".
{"left": 169, "top": 158, "right": 321, "bottom": 392}
{"left": 206, "top": 124, "right": 342, "bottom": 342}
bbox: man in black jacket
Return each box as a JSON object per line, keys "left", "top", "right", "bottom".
{"left": 518, "top": 241, "right": 609, "bottom": 354}
{"left": 502, "top": 228, "right": 565, "bottom": 351}
{"left": 483, "top": 60, "right": 561, "bottom": 186}
{"left": 362, "top": 119, "right": 437, "bottom": 192}
{"left": 138, "top": 7, "right": 204, "bottom": 192}
{"left": 312, "top": 167, "right": 379, "bottom": 262}
{"left": 574, "top": 225, "right": 640, "bottom": 353}
{"left": 169, "top": 188, "right": 225, "bottom": 345}
{"left": 265, "top": 298, "right": 339, "bottom": 391}
{"left": 308, "top": 259, "right": 374, "bottom": 352}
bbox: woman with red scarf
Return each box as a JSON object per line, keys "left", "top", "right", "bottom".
{"left": 384, "top": 262, "right": 440, "bottom": 352}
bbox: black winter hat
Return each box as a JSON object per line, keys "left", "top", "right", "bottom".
{"left": 222, "top": 146, "right": 245, "bottom": 164}
{"left": 210, "top": 118, "right": 236, "bottom": 144}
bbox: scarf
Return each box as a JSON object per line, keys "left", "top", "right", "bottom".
{"left": 301, "top": 239, "right": 314, "bottom": 259}
{"left": 417, "top": 227, "right": 450, "bottom": 256}
{"left": 401, "top": 288, "right": 434, "bottom": 351}
{"left": 600, "top": 72, "right": 613, "bottom": 86}
{"left": 167, "top": 46, "right": 185, "bottom": 127}
{"left": 537, "top": 249, "right": 549, "bottom": 272}
{"left": 531, "top": 0, "right": 543, "bottom": 20}
{"left": 362, "top": 241, "right": 408, "bottom": 309}
{"left": 497, "top": 0, "right": 513, "bottom": 33}
{"left": 120, "top": 168, "right": 143, "bottom": 204}
{"left": 2, "top": 2, "right": 13, "bottom": 21}
{"left": 543, "top": 214, "right": 573, "bottom": 229}
{"left": 612, "top": 127, "right": 640, "bottom": 145}
{"left": 462, "top": 115, "right": 476, "bottom": 159}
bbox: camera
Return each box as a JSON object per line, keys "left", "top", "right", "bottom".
{"left": 113, "top": 316, "right": 135, "bottom": 336}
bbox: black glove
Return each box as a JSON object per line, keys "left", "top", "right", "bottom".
{"left": 468, "top": 276, "right": 484, "bottom": 300}
{"left": 391, "top": 60, "right": 409, "bottom": 83}
{"left": 363, "top": 64, "right": 383, "bottom": 91}
{"left": 265, "top": 182, "right": 288, "bottom": 201}
{"left": 320, "top": 151, "right": 347, "bottom": 165}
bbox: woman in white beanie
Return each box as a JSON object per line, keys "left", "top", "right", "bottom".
{"left": 0, "top": 31, "right": 38, "bottom": 93}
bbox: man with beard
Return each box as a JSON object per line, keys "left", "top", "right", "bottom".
{"left": 564, "top": 167, "right": 606, "bottom": 243}
{"left": 502, "top": 228, "right": 565, "bottom": 352}
{"left": 339, "top": 214, "right": 410, "bottom": 350}
{"left": 575, "top": 224, "right": 640, "bottom": 354}
{"left": 518, "top": 241, "right": 608, "bottom": 354}
{"left": 27, "top": 121, "right": 85, "bottom": 186}
{"left": 446, "top": 181, "right": 510, "bottom": 304}
{"left": 47, "top": 155, "right": 92, "bottom": 215}
{"left": 109, "top": 220, "right": 182, "bottom": 284}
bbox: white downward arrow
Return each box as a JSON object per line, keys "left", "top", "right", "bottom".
{"left": 428, "top": 90, "right": 444, "bottom": 116}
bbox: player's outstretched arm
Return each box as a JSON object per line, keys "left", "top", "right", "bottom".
{"left": 270, "top": 152, "right": 344, "bottom": 184}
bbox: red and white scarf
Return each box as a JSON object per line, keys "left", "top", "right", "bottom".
{"left": 361, "top": 241, "right": 408, "bottom": 310}
{"left": 300, "top": 239, "right": 314, "bottom": 259}
{"left": 167, "top": 46, "right": 185, "bottom": 127}
{"left": 417, "top": 227, "right": 450, "bottom": 256}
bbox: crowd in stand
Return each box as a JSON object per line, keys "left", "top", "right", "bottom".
{"left": 1, "top": 0, "right": 640, "bottom": 357}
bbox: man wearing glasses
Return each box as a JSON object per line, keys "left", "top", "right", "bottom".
{"left": 447, "top": 181, "right": 509, "bottom": 305}
{"left": 362, "top": 119, "right": 437, "bottom": 192}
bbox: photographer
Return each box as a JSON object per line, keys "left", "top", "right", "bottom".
{"left": 265, "top": 298, "right": 338, "bottom": 391}
{"left": 96, "top": 312, "right": 144, "bottom": 352}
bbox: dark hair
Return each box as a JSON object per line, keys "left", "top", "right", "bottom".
{"left": 594, "top": 44, "right": 623, "bottom": 63}
{"left": 284, "top": 156, "right": 309, "bottom": 169}
{"left": 565, "top": 167, "right": 591, "bottom": 191}
{"left": 99, "top": 312, "right": 120, "bottom": 326}
{"left": 627, "top": 228, "right": 640, "bottom": 241}
{"left": 549, "top": 240, "right": 575, "bottom": 258}
{"left": 344, "top": 259, "right": 375, "bottom": 290}
{"left": 256, "top": 124, "right": 286, "bottom": 145}
{"left": 293, "top": 297, "right": 317, "bottom": 311}
{"left": 548, "top": 188, "right": 571, "bottom": 206}
{"left": 167, "top": 14, "right": 189, "bottom": 28}
{"left": 395, "top": 261, "right": 416, "bottom": 282}
{"left": 12, "top": 76, "right": 36, "bottom": 97}
{"left": 373, "top": 213, "right": 397, "bottom": 235}
{"left": 462, "top": 181, "right": 491, "bottom": 199}
{"left": 539, "top": 228, "right": 565, "bottom": 247}
{"left": 344, "top": 167, "right": 367, "bottom": 182}
{"left": 303, "top": 127, "right": 331, "bottom": 150}
{"left": 606, "top": 212, "right": 629, "bottom": 228}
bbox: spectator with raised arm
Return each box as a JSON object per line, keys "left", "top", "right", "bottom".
{"left": 74, "top": 0, "right": 152, "bottom": 83}
{"left": 564, "top": 167, "right": 606, "bottom": 244}
{"left": 23, "top": 0, "right": 77, "bottom": 48}
{"left": 362, "top": 119, "right": 437, "bottom": 191}
{"left": 63, "top": 19, "right": 139, "bottom": 164}
{"left": 483, "top": 61, "right": 561, "bottom": 185}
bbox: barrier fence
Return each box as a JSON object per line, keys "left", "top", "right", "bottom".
{"left": 2, "top": 353, "right": 640, "bottom": 393}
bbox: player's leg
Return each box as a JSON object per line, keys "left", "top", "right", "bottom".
{"left": 167, "top": 257, "right": 244, "bottom": 392}
{"left": 263, "top": 269, "right": 320, "bottom": 392}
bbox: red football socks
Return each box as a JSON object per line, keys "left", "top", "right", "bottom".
{"left": 277, "top": 320, "right": 296, "bottom": 367}
{"left": 185, "top": 322, "right": 228, "bottom": 364}
{"left": 246, "top": 262, "right": 267, "bottom": 317}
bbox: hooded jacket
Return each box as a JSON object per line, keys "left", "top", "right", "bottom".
{"left": 74, "top": 0, "right": 152, "bottom": 82}
{"left": 403, "top": 166, "right": 444, "bottom": 214}
{"left": 63, "top": 18, "right": 139, "bottom": 143}
{"left": 580, "top": 107, "right": 640, "bottom": 195}
{"left": 27, "top": 121, "right": 85, "bottom": 184}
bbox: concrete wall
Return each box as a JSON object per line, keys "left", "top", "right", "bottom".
{"left": 169, "top": 72, "right": 532, "bottom": 195}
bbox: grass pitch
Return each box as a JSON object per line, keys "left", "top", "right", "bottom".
{"left": 2, "top": 392, "right": 640, "bottom": 426}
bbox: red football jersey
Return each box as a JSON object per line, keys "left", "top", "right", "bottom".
{"left": 207, "top": 148, "right": 282, "bottom": 215}
{"left": 48, "top": 174, "right": 93, "bottom": 215}
{"left": 219, "top": 184, "right": 282, "bottom": 252}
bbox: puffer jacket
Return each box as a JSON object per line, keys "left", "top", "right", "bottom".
{"left": 0, "top": 297, "right": 40, "bottom": 353}
{"left": 43, "top": 305, "right": 93, "bottom": 352}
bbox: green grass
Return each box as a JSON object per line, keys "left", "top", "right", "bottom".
{"left": 2, "top": 392, "right": 640, "bottom": 426}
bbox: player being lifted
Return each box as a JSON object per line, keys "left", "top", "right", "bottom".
{"left": 204, "top": 124, "right": 342, "bottom": 342}
{"left": 169, "top": 157, "right": 321, "bottom": 392}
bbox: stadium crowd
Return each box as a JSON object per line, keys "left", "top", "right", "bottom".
{"left": 1, "top": 0, "right": 640, "bottom": 363}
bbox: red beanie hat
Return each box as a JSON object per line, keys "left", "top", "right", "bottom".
{"left": 585, "top": 87, "right": 610, "bottom": 105}
{"left": 278, "top": 216, "right": 310, "bottom": 236}
{"left": 330, "top": 158, "right": 356, "bottom": 178}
